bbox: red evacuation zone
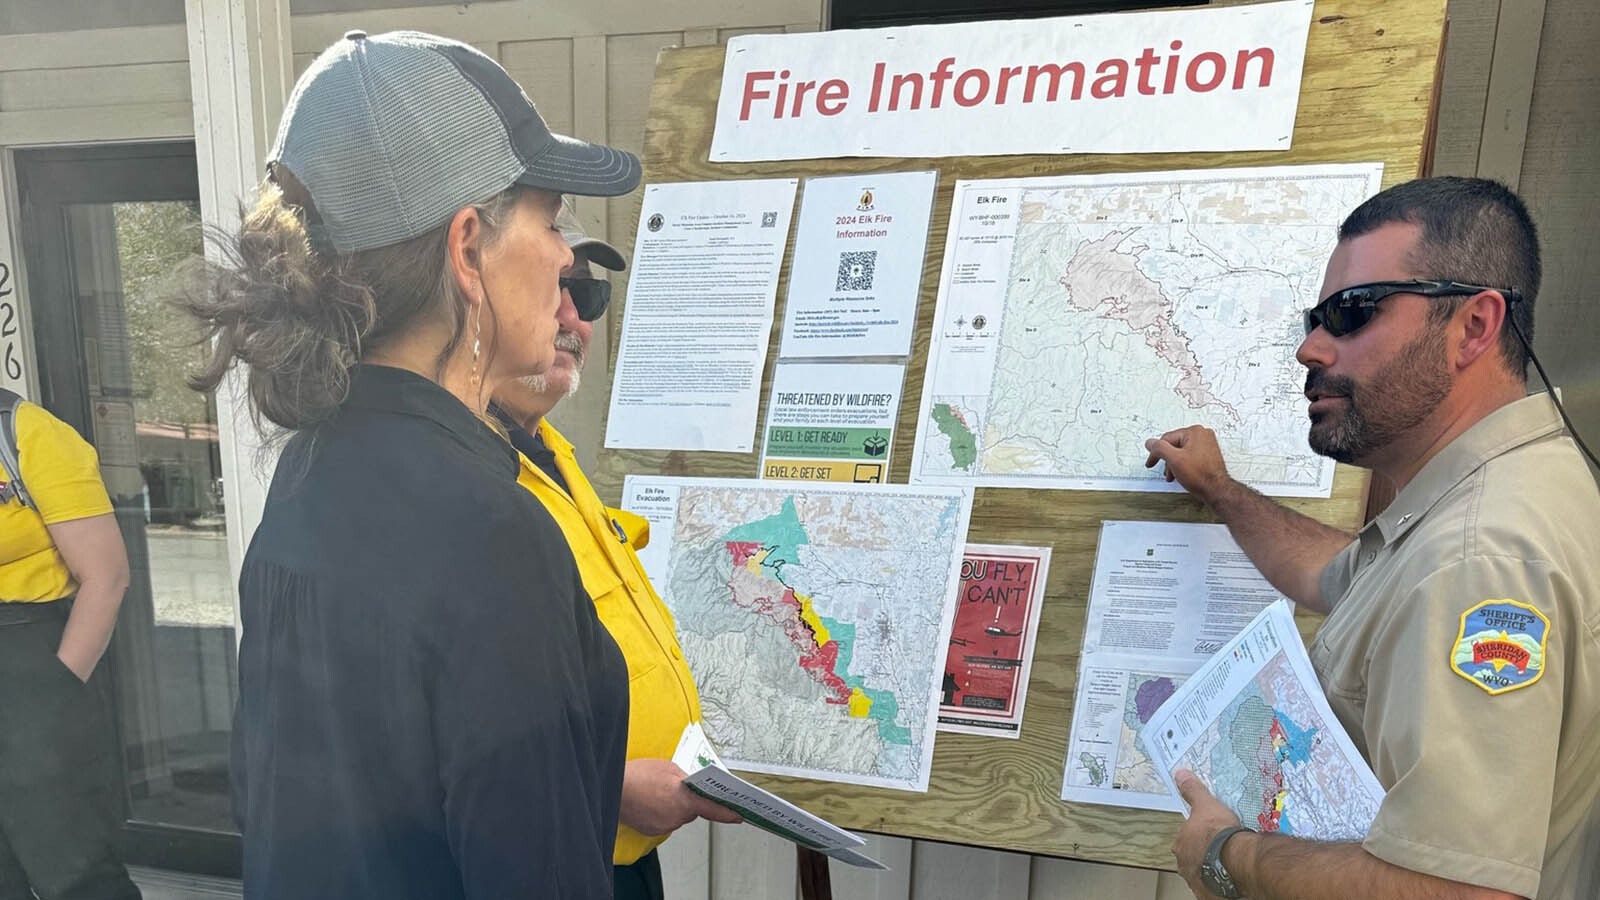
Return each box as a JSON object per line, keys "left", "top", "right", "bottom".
{"left": 725, "top": 540, "right": 852, "bottom": 705}
{"left": 1256, "top": 718, "right": 1288, "bottom": 832}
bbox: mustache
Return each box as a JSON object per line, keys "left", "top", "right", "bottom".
{"left": 1305, "top": 368, "right": 1356, "bottom": 399}
{"left": 553, "top": 329, "right": 584, "bottom": 364}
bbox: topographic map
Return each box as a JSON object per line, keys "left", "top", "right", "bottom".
{"left": 622, "top": 476, "right": 971, "bottom": 791}
{"left": 1167, "top": 651, "right": 1378, "bottom": 839}
{"left": 1144, "top": 602, "right": 1384, "bottom": 840}
{"left": 1062, "top": 667, "right": 1187, "bottom": 812}
{"left": 1116, "top": 673, "right": 1182, "bottom": 794}
{"left": 911, "top": 164, "right": 1383, "bottom": 496}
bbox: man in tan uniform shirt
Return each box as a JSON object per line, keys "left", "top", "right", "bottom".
{"left": 1146, "top": 177, "right": 1600, "bottom": 900}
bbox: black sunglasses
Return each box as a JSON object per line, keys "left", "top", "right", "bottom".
{"left": 1303, "top": 279, "right": 1523, "bottom": 338}
{"left": 559, "top": 277, "right": 612, "bottom": 322}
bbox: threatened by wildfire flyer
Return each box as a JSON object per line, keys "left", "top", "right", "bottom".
{"left": 937, "top": 544, "right": 1052, "bottom": 738}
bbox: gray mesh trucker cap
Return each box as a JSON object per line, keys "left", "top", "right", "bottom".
{"left": 268, "top": 29, "right": 641, "bottom": 255}
{"left": 555, "top": 207, "right": 625, "bottom": 272}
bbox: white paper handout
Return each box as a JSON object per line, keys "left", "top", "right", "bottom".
{"left": 604, "top": 179, "right": 799, "bottom": 452}
{"left": 1143, "top": 600, "right": 1385, "bottom": 840}
{"left": 910, "top": 163, "right": 1384, "bottom": 497}
{"left": 624, "top": 476, "right": 972, "bottom": 792}
{"left": 671, "top": 723, "right": 887, "bottom": 869}
{"left": 759, "top": 361, "right": 905, "bottom": 484}
{"left": 779, "top": 171, "right": 937, "bottom": 358}
{"left": 1061, "top": 521, "right": 1287, "bottom": 812}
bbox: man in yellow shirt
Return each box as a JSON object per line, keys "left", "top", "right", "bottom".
{"left": 0, "top": 393, "right": 139, "bottom": 900}
{"left": 491, "top": 211, "right": 740, "bottom": 900}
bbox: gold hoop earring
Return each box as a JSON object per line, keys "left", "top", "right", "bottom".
{"left": 468, "top": 303, "right": 483, "bottom": 387}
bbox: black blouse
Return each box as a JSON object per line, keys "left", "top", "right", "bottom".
{"left": 232, "top": 365, "right": 628, "bottom": 899}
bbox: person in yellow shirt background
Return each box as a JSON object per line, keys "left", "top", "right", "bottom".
{"left": 0, "top": 390, "right": 140, "bottom": 900}
{"left": 490, "top": 210, "right": 741, "bottom": 900}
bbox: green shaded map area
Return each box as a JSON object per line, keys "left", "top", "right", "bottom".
{"left": 822, "top": 615, "right": 911, "bottom": 745}
{"left": 724, "top": 496, "right": 809, "bottom": 566}
{"left": 1079, "top": 752, "right": 1107, "bottom": 787}
{"left": 931, "top": 403, "right": 978, "bottom": 469}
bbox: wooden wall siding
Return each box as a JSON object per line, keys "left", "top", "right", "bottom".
{"left": 0, "top": 25, "right": 192, "bottom": 144}
{"left": 654, "top": 821, "right": 1197, "bottom": 900}
{"left": 502, "top": 39, "right": 578, "bottom": 136}
{"left": 0, "top": 61, "right": 191, "bottom": 112}
{"left": 0, "top": 22, "right": 188, "bottom": 71}
{"left": 281, "top": 0, "right": 819, "bottom": 53}
{"left": 1428, "top": 0, "right": 1503, "bottom": 175}
{"left": 603, "top": 29, "right": 685, "bottom": 338}
{"left": 1517, "top": 0, "right": 1600, "bottom": 451}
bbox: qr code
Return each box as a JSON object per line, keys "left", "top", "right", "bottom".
{"left": 836, "top": 250, "right": 877, "bottom": 291}
{"left": 761, "top": 211, "right": 778, "bottom": 228}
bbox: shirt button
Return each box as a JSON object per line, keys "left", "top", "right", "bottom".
{"left": 1364, "top": 552, "right": 1376, "bottom": 563}
{"left": 672, "top": 648, "right": 683, "bottom": 660}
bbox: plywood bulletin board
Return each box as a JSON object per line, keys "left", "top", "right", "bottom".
{"left": 592, "top": 0, "right": 1447, "bottom": 870}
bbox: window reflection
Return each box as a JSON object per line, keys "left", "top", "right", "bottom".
{"left": 65, "top": 201, "right": 237, "bottom": 834}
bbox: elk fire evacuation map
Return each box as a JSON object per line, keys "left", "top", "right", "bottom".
{"left": 623, "top": 477, "right": 971, "bottom": 791}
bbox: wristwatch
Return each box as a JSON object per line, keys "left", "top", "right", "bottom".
{"left": 1198, "top": 824, "right": 1251, "bottom": 899}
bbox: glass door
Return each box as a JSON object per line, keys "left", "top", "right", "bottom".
{"left": 16, "top": 143, "right": 241, "bottom": 877}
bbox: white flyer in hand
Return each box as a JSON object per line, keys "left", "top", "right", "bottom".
{"left": 670, "top": 724, "right": 887, "bottom": 870}
{"left": 671, "top": 721, "right": 727, "bottom": 772}
{"left": 1141, "top": 600, "right": 1385, "bottom": 840}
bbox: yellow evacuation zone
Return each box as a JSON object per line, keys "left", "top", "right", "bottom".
{"left": 848, "top": 688, "right": 873, "bottom": 717}
{"left": 797, "top": 592, "right": 831, "bottom": 644}
{"left": 796, "top": 591, "right": 871, "bottom": 718}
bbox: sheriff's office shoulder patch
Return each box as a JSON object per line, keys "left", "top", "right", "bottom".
{"left": 1451, "top": 599, "right": 1550, "bottom": 695}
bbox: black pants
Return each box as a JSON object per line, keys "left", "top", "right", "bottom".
{"left": 613, "top": 850, "right": 664, "bottom": 900}
{"left": 0, "top": 602, "right": 140, "bottom": 900}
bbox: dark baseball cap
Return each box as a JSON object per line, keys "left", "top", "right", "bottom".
{"left": 555, "top": 207, "right": 626, "bottom": 272}
{"left": 268, "top": 29, "right": 641, "bottom": 255}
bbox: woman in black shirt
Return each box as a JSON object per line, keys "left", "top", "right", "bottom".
{"left": 183, "top": 30, "right": 640, "bottom": 899}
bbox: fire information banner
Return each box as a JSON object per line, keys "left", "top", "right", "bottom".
{"left": 710, "top": 0, "right": 1313, "bottom": 162}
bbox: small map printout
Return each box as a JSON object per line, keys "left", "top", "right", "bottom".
{"left": 910, "top": 163, "right": 1383, "bottom": 497}
{"left": 623, "top": 476, "right": 972, "bottom": 791}
{"left": 1143, "top": 601, "right": 1385, "bottom": 840}
{"left": 1061, "top": 521, "right": 1284, "bottom": 813}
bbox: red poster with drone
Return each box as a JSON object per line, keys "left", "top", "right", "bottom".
{"left": 938, "top": 544, "right": 1052, "bottom": 738}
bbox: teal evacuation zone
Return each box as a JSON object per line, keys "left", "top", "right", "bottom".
{"left": 1275, "top": 710, "right": 1319, "bottom": 767}
{"left": 722, "top": 495, "right": 809, "bottom": 570}
{"left": 825, "top": 615, "right": 911, "bottom": 746}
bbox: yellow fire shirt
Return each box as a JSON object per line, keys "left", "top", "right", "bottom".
{"left": 0, "top": 402, "right": 113, "bottom": 602}
{"left": 508, "top": 418, "right": 703, "bottom": 865}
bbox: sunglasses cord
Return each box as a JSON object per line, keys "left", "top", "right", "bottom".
{"left": 1507, "top": 314, "right": 1600, "bottom": 472}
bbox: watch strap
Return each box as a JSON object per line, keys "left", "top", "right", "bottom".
{"left": 1200, "top": 824, "right": 1251, "bottom": 899}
